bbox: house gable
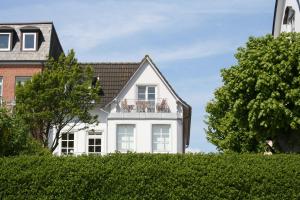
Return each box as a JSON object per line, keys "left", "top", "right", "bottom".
{"left": 110, "top": 55, "right": 191, "bottom": 148}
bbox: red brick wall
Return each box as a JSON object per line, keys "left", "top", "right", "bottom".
{"left": 0, "top": 65, "right": 42, "bottom": 102}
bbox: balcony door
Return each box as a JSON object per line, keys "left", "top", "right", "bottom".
{"left": 137, "top": 86, "right": 156, "bottom": 112}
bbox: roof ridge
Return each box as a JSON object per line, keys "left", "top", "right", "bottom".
{"left": 79, "top": 62, "right": 141, "bottom": 65}
{"left": 0, "top": 21, "right": 53, "bottom": 25}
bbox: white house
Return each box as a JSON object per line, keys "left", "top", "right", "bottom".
{"left": 273, "top": 0, "right": 300, "bottom": 36}
{"left": 51, "top": 55, "right": 192, "bottom": 155}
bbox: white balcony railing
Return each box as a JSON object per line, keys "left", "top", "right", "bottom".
{"left": 118, "top": 98, "right": 171, "bottom": 113}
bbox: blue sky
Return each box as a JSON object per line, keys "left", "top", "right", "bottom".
{"left": 1, "top": 0, "right": 275, "bottom": 152}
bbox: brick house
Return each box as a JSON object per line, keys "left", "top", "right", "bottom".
{"left": 0, "top": 22, "right": 63, "bottom": 106}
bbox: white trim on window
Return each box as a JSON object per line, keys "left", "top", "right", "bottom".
{"left": 61, "top": 132, "right": 74, "bottom": 155}
{"left": 86, "top": 131, "right": 102, "bottom": 155}
{"left": 116, "top": 124, "right": 136, "bottom": 153}
{"left": 22, "top": 32, "right": 37, "bottom": 51}
{"left": 0, "top": 32, "right": 11, "bottom": 51}
{"left": 152, "top": 124, "right": 171, "bottom": 153}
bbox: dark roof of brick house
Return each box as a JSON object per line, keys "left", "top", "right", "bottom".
{"left": 80, "top": 62, "right": 140, "bottom": 107}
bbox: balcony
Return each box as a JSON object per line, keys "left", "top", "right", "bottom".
{"left": 119, "top": 98, "right": 170, "bottom": 113}
{"left": 109, "top": 98, "right": 180, "bottom": 120}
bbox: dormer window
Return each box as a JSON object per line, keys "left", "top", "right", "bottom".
{"left": 282, "top": 6, "right": 296, "bottom": 32}
{"left": 22, "top": 32, "right": 37, "bottom": 51}
{"left": 0, "top": 33, "right": 11, "bottom": 51}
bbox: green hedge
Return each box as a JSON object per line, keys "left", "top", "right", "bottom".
{"left": 0, "top": 154, "right": 300, "bottom": 200}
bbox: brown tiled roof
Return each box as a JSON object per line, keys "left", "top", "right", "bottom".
{"left": 80, "top": 62, "right": 140, "bottom": 107}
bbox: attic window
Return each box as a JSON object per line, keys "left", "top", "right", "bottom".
{"left": 22, "top": 32, "right": 37, "bottom": 51}
{"left": 0, "top": 33, "right": 11, "bottom": 51}
{"left": 283, "top": 7, "right": 295, "bottom": 25}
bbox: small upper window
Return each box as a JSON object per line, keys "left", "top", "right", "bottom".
{"left": 0, "top": 33, "right": 11, "bottom": 51}
{"left": 22, "top": 32, "right": 37, "bottom": 51}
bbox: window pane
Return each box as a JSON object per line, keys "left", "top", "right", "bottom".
{"left": 15, "top": 77, "right": 31, "bottom": 86}
{"left": 95, "top": 139, "right": 101, "bottom": 145}
{"left": 148, "top": 94, "right": 155, "bottom": 100}
{"left": 95, "top": 146, "right": 101, "bottom": 152}
{"left": 62, "top": 133, "right": 67, "bottom": 140}
{"left": 0, "top": 34, "right": 9, "bottom": 49}
{"left": 89, "top": 146, "right": 94, "bottom": 153}
{"left": 69, "top": 134, "right": 74, "bottom": 140}
{"left": 24, "top": 34, "right": 35, "bottom": 49}
{"left": 148, "top": 87, "right": 155, "bottom": 94}
{"left": 62, "top": 141, "right": 67, "bottom": 147}
{"left": 89, "top": 139, "right": 94, "bottom": 145}
{"left": 138, "top": 86, "right": 146, "bottom": 100}
{"left": 68, "top": 141, "right": 74, "bottom": 148}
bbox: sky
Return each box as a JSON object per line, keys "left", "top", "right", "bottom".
{"left": 0, "top": 0, "right": 275, "bottom": 152}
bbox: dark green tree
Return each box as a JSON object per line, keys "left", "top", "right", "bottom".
{"left": 206, "top": 33, "right": 300, "bottom": 152}
{"left": 16, "top": 50, "right": 100, "bottom": 152}
{"left": 0, "top": 108, "right": 49, "bottom": 156}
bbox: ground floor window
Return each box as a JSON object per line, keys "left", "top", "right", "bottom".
{"left": 61, "top": 132, "right": 74, "bottom": 155}
{"left": 117, "top": 124, "right": 135, "bottom": 152}
{"left": 88, "top": 131, "right": 102, "bottom": 154}
{"left": 152, "top": 124, "right": 171, "bottom": 153}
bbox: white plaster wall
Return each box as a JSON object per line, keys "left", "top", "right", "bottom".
{"left": 107, "top": 119, "right": 182, "bottom": 153}
{"left": 113, "top": 60, "right": 179, "bottom": 114}
{"left": 52, "top": 109, "right": 108, "bottom": 156}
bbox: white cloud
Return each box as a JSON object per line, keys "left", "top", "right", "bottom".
{"left": 153, "top": 40, "right": 237, "bottom": 62}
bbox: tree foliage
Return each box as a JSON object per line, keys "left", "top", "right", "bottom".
{"left": 206, "top": 33, "right": 300, "bottom": 152}
{"left": 0, "top": 108, "right": 49, "bottom": 156}
{"left": 15, "top": 50, "right": 100, "bottom": 152}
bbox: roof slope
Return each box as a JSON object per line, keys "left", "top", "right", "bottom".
{"left": 80, "top": 62, "right": 140, "bottom": 107}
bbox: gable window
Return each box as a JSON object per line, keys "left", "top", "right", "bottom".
{"left": 283, "top": 7, "right": 296, "bottom": 32}
{"left": 61, "top": 132, "right": 74, "bottom": 155}
{"left": 0, "top": 33, "right": 11, "bottom": 51}
{"left": 15, "top": 76, "right": 31, "bottom": 86}
{"left": 152, "top": 125, "right": 171, "bottom": 153}
{"left": 137, "top": 86, "right": 156, "bottom": 112}
{"left": 22, "top": 32, "right": 37, "bottom": 51}
{"left": 88, "top": 131, "right": 102, "bottom": 154}
{"left": 117, "top": 124, "right": 135, "bottom": 152}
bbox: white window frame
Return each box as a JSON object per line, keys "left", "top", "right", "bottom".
{"left": 0, "top": 32, "right": 11, "bottom": 51}
{"left": 15, "top": 76, "right": 31, "bottom": 86}
{"left": 152, "top": 124, "right": 171, "bottom": 153}
{"left": 137, "top": 85, "right": 156, "bottom": 100}
{"left": 116, "top": 124, "right": 135, "bottom": 153}
{"left": 137, "top": 85, "right": 157, "bottom": 112}
{"left": 61, "top": 132, "right": 74, "bottom": 155}
{"left": 22, "top": 32, "right": 37, "bottom": 51}
{"left": 87, "top": 131, "right": 102, "bottom": 155}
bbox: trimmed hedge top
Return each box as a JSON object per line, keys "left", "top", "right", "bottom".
{"left": 0, "top": 154, "right": 300, "bottom": 200}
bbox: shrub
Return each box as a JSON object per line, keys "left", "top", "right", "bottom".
{"left": 0, "top": 154, "right": 299, "bottom": 199}
{"left": 0, "top": 108, "right": 50, "bottom": 157}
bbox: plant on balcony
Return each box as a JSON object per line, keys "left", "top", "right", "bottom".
{"left": 136, "top": 100, "right": 148, "bottom": 112}
{"left": 121, "top": 99, "right": 134, "bottom": 112}
{"left": 156, "top": 99, "right": 170, "bottom": 113}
